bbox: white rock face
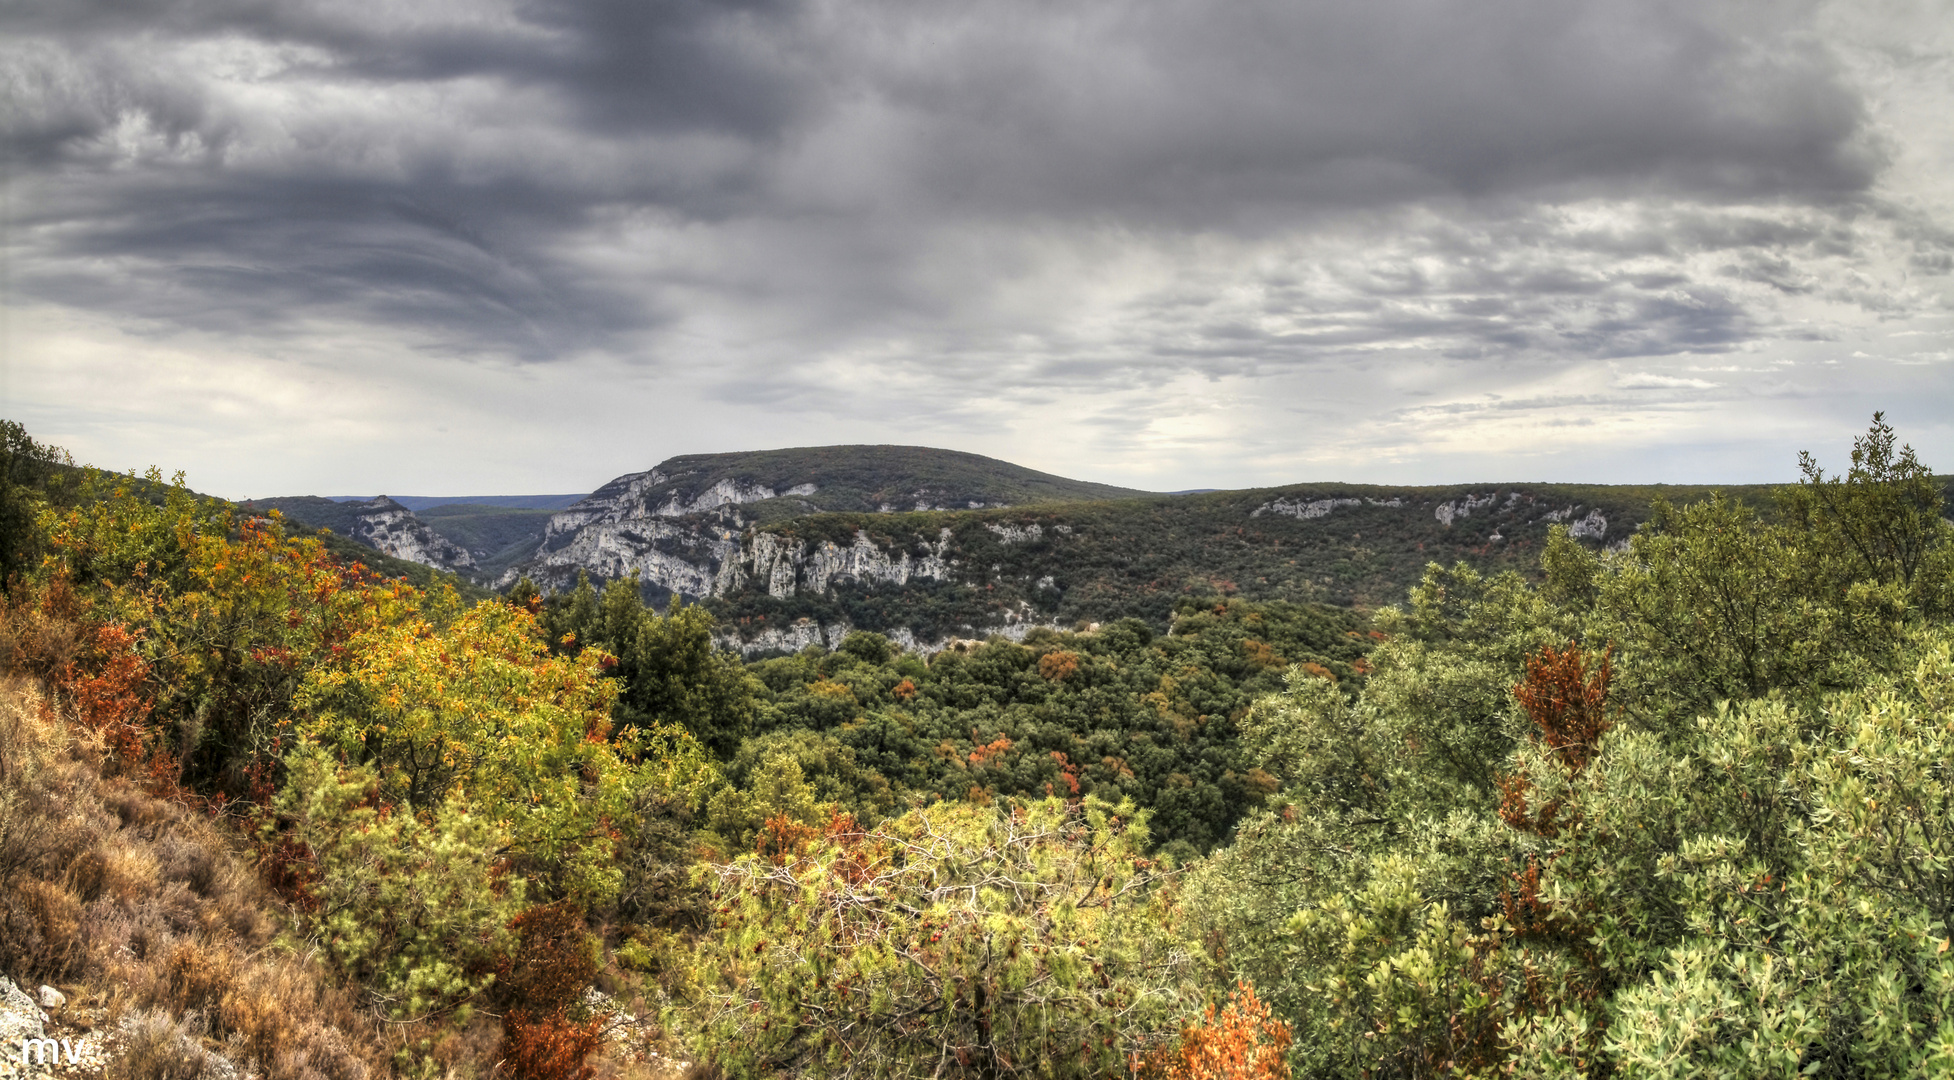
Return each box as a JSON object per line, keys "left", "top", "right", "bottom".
{"left": 984, "top": 522, "right": 1045, "bottom": 544}
{"left": 795, "top": 530, "right": 954, "bottom": 596}
{"left": 1254, "top": 497, "right": 1361, "bottom": 520}
{"left": 1434, "top": 493, "right": 1499, "bottom": 526}
{"left": 1253, "top": 496, "right": 1404, "bottom": 519}
{"left": 717, "top": 606, "right": 1066, "bottom": 658}
{"left": 1568, "top": 509, "right": 1609, "bottom": 540}
{"left": 349, "top": 498, "right": 476, "bottom": 570}
{"left": 0, "top": 976, "right": 46, "bottom": 1046}
{"left": 720, "top": 618, "right": 850, "bottom": 655}
{"left": 36, "top": 986, "right": 64, "bottom": 1010}
{"left": 528, "top": 517, "right": 741, "bottom": 597}
{"left": 653, "top": 478, "right": 780, "bottom": 517}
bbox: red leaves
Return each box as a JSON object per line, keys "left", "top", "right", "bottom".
{"left": 1501, "top": 642, "right": 1613, "bottom": 838}
{"left": 499, "top": 1009, "right": 605, "bottom": 1080}
{"left": 1051, "top": 751, "right": 1082, "bottom": 796}
{"left": 967, "top": 733, "right": 1012, "bottom": 768}
{"left": 1038, "top": 650, "right": 1082, "bottom": 682}
{"left": 757, "top": 813, "right": 822, "bottom": 864}
{"left": 1148, "top": 981, "right": 1291, "bottom": 1080}
{"left": 1513, "top": 642, "right": 1613, "bottom": 777}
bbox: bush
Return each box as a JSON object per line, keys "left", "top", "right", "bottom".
{"left": 688, "top": 797, "right": 1194, "bottom": 1080}
{"left": 274, "top": 743, "right": 526, "bottom": 1024}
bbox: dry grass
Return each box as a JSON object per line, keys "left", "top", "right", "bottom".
{"left": 0, "top": 673, "right": 391, "bottom": 1080}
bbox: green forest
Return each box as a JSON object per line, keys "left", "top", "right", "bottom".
{"left": 3, "top": 415, "right": 1954, "bottom": 1079}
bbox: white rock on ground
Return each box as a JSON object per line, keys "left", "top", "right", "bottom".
{"left": 34, "top": 988, "right": 62, "bottom": 1012}
{"left": 0, "top": 976, "right": 47, "bottom": 1043}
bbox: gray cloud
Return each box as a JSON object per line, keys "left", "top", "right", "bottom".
{"left": 3, "top": 0, "right": 1951, "bottom": 494}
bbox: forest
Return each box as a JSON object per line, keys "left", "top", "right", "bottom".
{"left": 1, "top": 414, "right": 1952, "bottom": 1079}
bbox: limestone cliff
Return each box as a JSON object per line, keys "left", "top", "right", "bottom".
{"left": 346, "top": 497, "right": 478, "bottom": 571}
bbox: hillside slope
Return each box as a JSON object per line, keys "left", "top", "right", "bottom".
{"left": 604, "top": 444, "right": 1152, "bottom": 519}
{"left": 503, "top": 445, "right": 1154, "bottom": 594}
{"left": 703, "top": 480, "right": 1777, "bottom": 651}
{"left": 246, "top": 495, "right": 476, "bottom": 573}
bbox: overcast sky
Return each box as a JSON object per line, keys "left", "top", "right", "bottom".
{"left": 4, "top": 0, "right": 1951, "bottom": 498}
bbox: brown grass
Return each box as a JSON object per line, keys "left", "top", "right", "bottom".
{"left": 0, "top": 671, "right": 391, "bottom": 1080}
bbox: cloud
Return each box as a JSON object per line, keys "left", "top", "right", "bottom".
{"left": 1614, "top": 372, "right": 1719, "bottom": 390}
{"left": 2, "top": 0, "right": 1952, "bottom": 493}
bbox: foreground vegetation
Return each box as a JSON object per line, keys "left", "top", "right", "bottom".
{"left": 2, "top": 415, "right": 1952, "bottom": 1078}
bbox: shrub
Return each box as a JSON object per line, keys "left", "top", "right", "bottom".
{"left": 500, "top": 1009, "right": 606, "bottom": 1080}
{"left": 1152, "top": 982, "right": 1292, "bottom": 1080}
{"left": 496, "top": 901, "right": 602, "bottom": 1017}
{"left": 114, "top": 1008, "right": 218, "bottom": 1080}
{"left": 273, "top": 743, "right": 526, "bottom": 1024}
{"left": 689, "top": 797, "right": 1194, "bottom": 1080}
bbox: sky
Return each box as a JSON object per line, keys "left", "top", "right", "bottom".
{"left": 3, "top": 0, "right": 1952, "bottom": 499}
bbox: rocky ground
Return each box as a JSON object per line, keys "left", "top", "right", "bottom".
{"left": 0, "top": 977, "right": 112, "bottom": 1078}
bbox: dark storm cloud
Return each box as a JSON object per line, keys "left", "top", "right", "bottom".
{"left": 0, "top": 0, "right": 1911, "bottom": 377}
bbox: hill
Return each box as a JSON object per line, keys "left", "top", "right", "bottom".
{"left": 417, "top": 503, "right": 561, "bottom": 578}
{"left": 701, "top": 479, "right": 1787, "bottom": 651}
{"left": 506, "top": 444, "right": 1949, "bottom": 652}
{"left": 328, "top": 494, "right": 589, "bottom": 511}
{"left": 503, "top": 444, "right": 1154, "bottom": 595}
{"left": 585, "top": 444, "right": 1151, "bottom": 522}
{"left": 242, "top": 495, "right": 476, "bottom": 574}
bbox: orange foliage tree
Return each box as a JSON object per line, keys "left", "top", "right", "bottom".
{"left": 1150, "top": 982, "right": 1291, "bottom": 1080}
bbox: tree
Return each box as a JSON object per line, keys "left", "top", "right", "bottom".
{"left": 1782, "top": 411, "right": 1954, "bottom": 617}
{"left": 1150, "top": 982, "right": 1292, "bottom": 1080}
{"left": 0, "top": 421, "right": 72, "bottom": 591}
{"left": 688, "top": 797, "right": 1194, "bottom": 1080}
{"left": 41, "top": 469, "right": 422, "bottom": 792}
{"left": 543, "top": 573, "right": 756, "bottom": 758}
{"left": 275, "top": 743, "right": 527, "bottom": 1024}
{"left": 295, "top": 598, "right": 715, "bottom": 902}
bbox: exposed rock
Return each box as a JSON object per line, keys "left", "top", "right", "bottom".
{"left": 1254, "top": 497, "right": 1362, "bottom": 520}
{"left": 1254, "top": 496, "right": 1405, "bottom": 520}
{"left": 347, "top": 497, "right": 477, "bottom": 571}
{"left": 34, "top": 987, "right": 62, "bottom": 1011}
{"left": 984, "top": 522, "right": 1045, "bottom": 544}
{"left": 1569, "top": 509, "right": 1609, "bottom": 540}
{"left": 0, "top": 976, "right": 46, "bottom": 1046}
{"left": 1435, "top": 493, "right": 1499, "bottom": 526}
{"left": 718, "top": 605, "right": 1065, "bottom": 658}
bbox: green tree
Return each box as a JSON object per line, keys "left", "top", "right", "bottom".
{"left": 544, "top": 573, "right": 757, "bottom": 757}
{"left": 0, "top": 420, "right": 72, "bottom": 590}
{"left": 1781, "top": 411, "right": 1954, "bottom": 617}
{"left": 296, "top": 598, "right": 715, "bottom": 902}
{"left": 275, "top": 743, "right": 526, "bottom": 1024}
{"left": 1188, "top": 416, "right": 1954, "bottom": 1078}
{"left": 688, "top": 797, "right": 1194, "bottom": 1080}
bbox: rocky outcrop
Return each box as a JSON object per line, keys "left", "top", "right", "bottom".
{"left": 984, "top": 522, "right": 1045, "bottom": 544}
{"left": 1536, "top": 505, "right": 1607, "bottom": 540}
{"left": 522, "top": 517, "right": 741, "bottom": 596}
{"left": 1253, "top": 496, "right": 1405, "bottom": 520}
{"left": 739, "top": 529, "right": 956, "bottom": 599}
{"left": 1568, "top": 509, "right": 1608, "bottom": 540}
{"left": 1254, "top": 497, "right": 1360, "bottom": 520}
{"left": 1434, "top": 493, "right": 1499, "bottom": 526}
{"left": 348, "top": 498, "right": 476, "bottom": 571}
{"left": 715, "top": 602, "right": 1066, "bottom": 658}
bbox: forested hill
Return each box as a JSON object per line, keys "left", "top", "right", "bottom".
{"left": 563, "top": 444, "right": 1154, "bottom": 526}
{"left": 699, "top": 478, "right": 1794, "bottom": 651}
{"left": 244, "top": 442, "right": 1954, "bottom": 655}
